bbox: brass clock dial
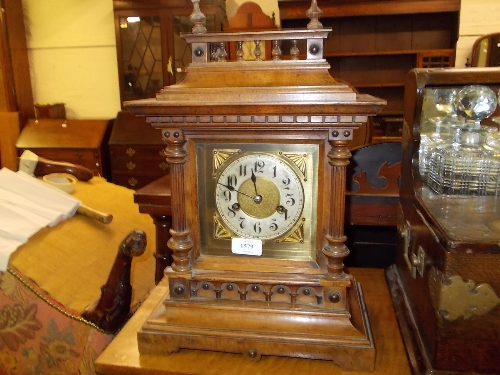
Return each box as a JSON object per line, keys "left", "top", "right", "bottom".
{"left": 215, "top": 153, "right": 304, "bottom": 240}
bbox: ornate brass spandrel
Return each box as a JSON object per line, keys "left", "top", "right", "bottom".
{"left": 429, "top": 267, "right": 500, "bottom": 321}
{"left": 281, "top": 152, "right": 307, "bottom": 180}
{"left": 212, "top": 149, "right": 241, "bottom": 176}
{"left": 279, "top": 220, "right": 305, "bottom": 243}
{"left": 213, "top": 211, "right": 306, "bottom": 244}
{"left": 213, "top": 214, "right": 232, "bottom": 240}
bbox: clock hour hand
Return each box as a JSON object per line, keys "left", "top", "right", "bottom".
{"left": 251, "top": 170, "right": 259, "bottom": 196}
{"left": 217, "top": 182, "right": 255, "bottom": 200}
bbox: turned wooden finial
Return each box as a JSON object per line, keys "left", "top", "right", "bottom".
{"left": 190, "top": 0, "right": 207, "bottom": 34}
{"left": 306, "top": 0, "right": 323, "bottom": 30}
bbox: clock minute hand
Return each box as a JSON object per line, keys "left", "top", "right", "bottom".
{"left": 218, "top": 183, "right": 255, "bottom": 199}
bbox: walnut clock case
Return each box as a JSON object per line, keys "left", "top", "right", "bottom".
{"left": 387, "top": 68, "right": 500, "bottom": 375}
{"left": 125, "top": 2, "right": 385, "bottom": 371}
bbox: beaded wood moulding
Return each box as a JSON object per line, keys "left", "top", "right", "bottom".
{"left": 124, "top": 0, "right": 385, "bottom": 371}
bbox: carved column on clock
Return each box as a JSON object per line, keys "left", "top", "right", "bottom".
{"left": 161, "top": 128, "right": 192, "bottom": 272}
{"left": 323, "top": 130, "right": 352, "bottom": 280}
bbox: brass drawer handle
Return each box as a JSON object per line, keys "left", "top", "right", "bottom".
{"left": 126, "top": 148, "right": 136, "bottom": 157}
{"left": 159, "top": 161, "right": 169, "bottom": 171}
{"left": 126, "top": 161, "right": 137, "bottom": 171}
{"left": 159, "top": 148, "right": 168, "bottom": 157}
{"left": 128, "top": 177, "right": 138, "bottom": 187}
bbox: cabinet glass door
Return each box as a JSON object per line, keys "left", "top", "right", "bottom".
{"left": 119, "top": 15, "right": 164, "bottom": 101}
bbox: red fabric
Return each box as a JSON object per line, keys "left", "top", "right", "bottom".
{"left": 0, "top": 268, "right": 113, "bottom": 375}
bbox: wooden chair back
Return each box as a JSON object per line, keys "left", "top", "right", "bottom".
{"left": 345, "top": 142, "right": 402, "bottom": 227}
{"left": 225, "top": 2, "right": 277, "bottom": 61}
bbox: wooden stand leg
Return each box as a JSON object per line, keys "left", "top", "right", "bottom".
{"left": 152, "top": 214, "right": 173, "bottom": 284}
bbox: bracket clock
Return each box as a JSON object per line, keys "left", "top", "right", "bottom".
{"left": 125, "top": 0, "right": 385, "bottom": 371}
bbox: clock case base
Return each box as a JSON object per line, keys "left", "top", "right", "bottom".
{"left": 137, "top": 272, "right": 375, "bottom": 372}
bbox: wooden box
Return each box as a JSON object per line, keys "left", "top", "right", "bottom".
{"left": 16, "top": 119, "right": 112, "bottom": 178}
{"left": 109, "top": 110, "right": 169, "bottom": 189}
{"left": 386, "top": 68, "right": 500, "bottom": 375}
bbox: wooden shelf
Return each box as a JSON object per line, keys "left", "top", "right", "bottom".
{"left": 278, "top": 0, "right": 460, "bottom": 20}
{"left": 278, "top": 0, "right": 460, "bottom": 140}
{"left": 350, "top": 82, "right": 405, "bottom": 89}
{"left": 324, "top": 48, "right": 456, "bottom": 58}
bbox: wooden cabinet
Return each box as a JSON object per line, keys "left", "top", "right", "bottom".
{"left": 113, "top": 0, "right": 227, "bottom": 104}
{"left": 387, "top": 67, "right": 500, "bottom": 375}
{"left": 16, "top": 119, "right": 112, "bottom": 178}
{"left": 278, "top": 0, "right": 460, "bottom": 141}
{"left": 109, "top": 111, "right": 169, "bottom": 189}
{"left": 110, "top": 0, "right": 226, "bottom": 188}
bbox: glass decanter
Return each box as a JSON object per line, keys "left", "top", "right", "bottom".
{"left": 427, "top": 85, "right": 500, "bottom": 196}
{"left": 418, "top": 88, "right": 456, "bottom": 179}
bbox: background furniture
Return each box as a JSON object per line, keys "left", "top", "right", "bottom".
{"left": 109, "top": 0, "right": 227, "bottom": 189}
{"left": 470, "top": 32, "right": 500, "bottom": 67}
{"left": 113, "top": 0, "right": 227, "bottom": 103}
{"left": 133, "top": 174, "right": 172, "bottom": 284}
{"left": 2, "top": 176, "right": 158, "bottom": 374}
{"left": 0, "top": 0, "right": 34, "bottom": 119}
{"left": 16, "top": 119, "right": 113, "bottom": 179}
{"left": 278, "top": 0, "right": 460, "bottom": 141}
{"left": 345, "top": 141, "right": 401, "bottom": 268}
{"left": 387, "top": 67, "right": 500, "bottom": 375}
{"left": 225, "top": 2, "right": 277, "bottom": 61}
{"left": 109, "top": 111, "right": 169, "bottom": 189}
{"left": 95, "top": 268, "right": 411, "bottom": 375}
{"left": 0, "top": 111, "right": 21, "bottom": 171}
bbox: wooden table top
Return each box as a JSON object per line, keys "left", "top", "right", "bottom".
{"left": 95, "top": 268, "right": 410, "bottom": 375}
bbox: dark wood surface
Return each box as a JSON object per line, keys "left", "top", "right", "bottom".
{"left": 109, "top": 110, "right": 169, "bottom": 189}
{"left": 95, "top": 268, "right": 411, "bottom": 375}
{"left": 0, "top": 0, "right": 34, "bottom": 119}
{"left": 16, "top": 118, "right": 112, "bottom": 178}
{"left": 83, "top": 229, "right": 147, "bottom": 333}
{"left": 278, "top": 0, "right": 460, "bottom": 19}
{"left": 134, "top": 174, "right": 172, "bottom": 284}
{"left": 346, "top": 141, "right": 401, "bottom": 227}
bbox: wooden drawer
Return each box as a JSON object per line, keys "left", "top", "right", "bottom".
{"left": 109, "top": 110, "right": 169, "bottom": 188}
{"left": 110, "top": 155, "right": 169, "bottom": 174}
{"left": 109, "top": 144, "right": 167, "bottom": 160}
{"left": 16, "top": 119, "right": 111, "bottom": 178}
{"left": 111, "top": 171, "right": 167, "bottom": 190}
